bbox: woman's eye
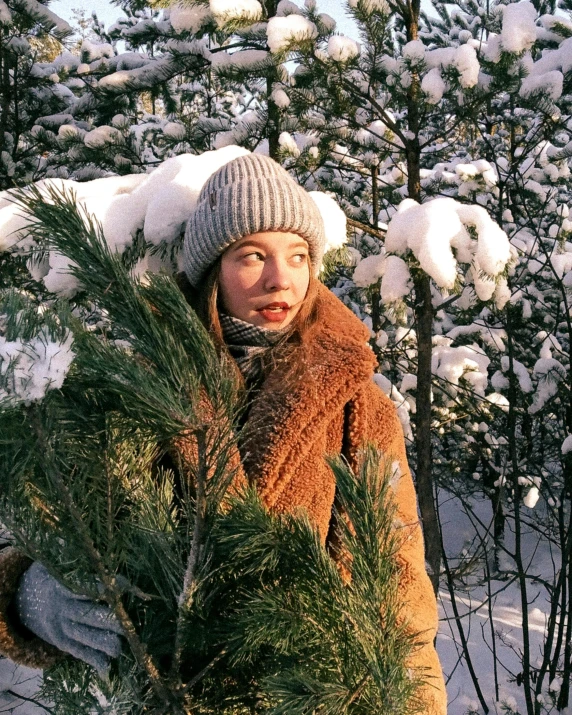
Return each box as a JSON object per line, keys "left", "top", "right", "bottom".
{"left": 243, "top": 252, "right": 264, "bottom": 261}
{"left": 292, "top": 253, "right": 308, "bottom": 263}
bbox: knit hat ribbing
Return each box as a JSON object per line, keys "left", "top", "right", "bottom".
{"left": 182, "top": 154, "right": 326, "bottom": 287}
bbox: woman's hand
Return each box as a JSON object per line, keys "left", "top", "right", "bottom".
{"left": 15, "top": 562, "right": 123, "bottom": 674}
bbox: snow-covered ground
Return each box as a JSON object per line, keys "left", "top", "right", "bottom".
{"left": 0, "top": 660, "right": 43, "bottom": 714}
{"left": 437, "top": 492, "right": 559, "bottom": 715}
{"left": 1, "top": 492, "right": 567, "bottom": 714}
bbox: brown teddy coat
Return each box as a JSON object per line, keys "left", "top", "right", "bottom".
{"left": 0, "top": 283, "right": 446, "bottom": 714}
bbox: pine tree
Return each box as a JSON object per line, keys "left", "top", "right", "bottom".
{"left": 213, "top": 0, "right": 572, "bottom": 709}
{"left": 4, "top": 0, "right": 572, "bottom": 708}
{"left": 0, "top": 0, "right": 73, "bottom": 189}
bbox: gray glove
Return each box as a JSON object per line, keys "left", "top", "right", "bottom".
{"left": 15, "top": 562, "right": 124, "bottom": 673}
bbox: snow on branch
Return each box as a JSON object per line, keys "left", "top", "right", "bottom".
{"left": 499, "top": 2, "right": 537, "bottom": 54}
{"left": 17, "top": 0, "right": 72, "bottom": 37}
{"left": 0, "top": 146, "right": 347, "bottom": 297}
{"left": 169, "top": 3, "right": 212, "bottom": 33}
{"left": 402, "top": 40, "right": 479, "bottom": 104}
{"left": 266, "top": 15, "right": 318, "bottom": 53}
{"left": 210, "top": 0, "right": 262, "bottom": 26}
{"left": 385, "top": 198, "right": 513, "bottom": 307}
{"left": 0, "top": 328, "right": 75, "bottom": 405}
{"left": 0, "top": 295, "right": 75, "bottom": 406}
{"left": 98, "top": 47, "right": 209, "bottom": 93}
{"left": 0, "top": 1, "right": 12, "bottom": 24}
{"left": 352, "top": 252, "right": 412, "bottom": 304}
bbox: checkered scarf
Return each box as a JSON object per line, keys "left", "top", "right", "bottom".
{"left": 220, "top": 312, "right": 287, "bottom": 384}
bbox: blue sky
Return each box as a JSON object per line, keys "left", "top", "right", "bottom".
{"left": 51, "top": 0, "right": 124, "bottom": 28}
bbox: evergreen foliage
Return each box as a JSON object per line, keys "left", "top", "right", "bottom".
{"left": 3, "top": 0, "right": 572, "bottom": 709}
{"left": 0, "top": 190, "right": 420, "bottom": 714}
{"left": 0, "top": 0, "right": 73, "bottom": 189}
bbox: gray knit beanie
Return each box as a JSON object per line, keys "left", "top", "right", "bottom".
{"left": 182, "top": 153, "right": 326, "bottom": 287}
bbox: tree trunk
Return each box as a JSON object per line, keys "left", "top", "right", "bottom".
{"left": 0, "top": 30, "right": 13, "bottom": 191}
{"left": 267, "top": 73, "right": 280, "bottom": 161}
{"left": 264, "top": 0, "right": 280, "bottom": 160}
{"left": 506, "top": 306, "right": 535, "bottom": 715}
{"left": 404, "top": 0, "right": 441, "bottom": 593}
{"left": 413, "top": 272, "right": 440, "bottom": 592}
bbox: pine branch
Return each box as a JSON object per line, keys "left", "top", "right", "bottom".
{"left": 172, "top": 428, "right": 208, "bottom": 682}
{"left": 29, "top": 413, "right": 178, "bottom": 711}
{"left": 203, "top": 446, "right": 422, "bottom": 714}
{"left": 2, "top": 189, "right": 420, "bottom": 714}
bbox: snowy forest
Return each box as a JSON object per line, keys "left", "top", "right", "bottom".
{"left": 1, "top": 0, "right": 572, "bottom": 712}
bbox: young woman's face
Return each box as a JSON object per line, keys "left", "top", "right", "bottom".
{"left": 219, "top": 231, "right": 311, "bottom": 329}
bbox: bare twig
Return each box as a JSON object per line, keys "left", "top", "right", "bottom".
{"left": 2, "top": 689, "right": 54, "bottom": 714}
{"left": 438, "top": 499, "right": 490, "bottom": 713}
{"left": 346, "top": 217, "right": 385, "bottom": 240}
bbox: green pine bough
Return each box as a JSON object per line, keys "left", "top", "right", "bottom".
{"left": 1, "top": 188, "right": 421, "bottom": 714}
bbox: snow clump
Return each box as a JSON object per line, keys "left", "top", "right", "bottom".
{"left": 266, "top": 15, "right": 318, "bottom": 53}
{"left": 271, "top": 86, "right": 290, "bottom": 108}
{"left": 373, "top": 373, "right": 412, "bottom": 441}
{"left": 58, "top": 124, "right": 82, "bottom": 140}
{"left": 385, "top": 197, "right": 511, "bottom": 306}
{"left": 43, "top": 251, "right": 80, "bottom": 297}
{"left": 169, "top": 2, "right": 212, "bottom": 33}
{"left": 523, "top": 486, "right": 540, "bottom": 508}
{"left": 163, "top": 122, "right": 186, "bottom": 139}
{"left": 404, "top": 40, "right": 480, "bottom": 103}
{"left": 211, "top": 49, "right": 271, "bottom": 70}
{"left": 80, "top": 39, "right": 114, "bottom": 62}
{"left": 84, "top": 126, "right": 123, "bottom": 148}
{"left": 352, "top": 253, "right": 412, "bottom": 304}
{"left": 380, "top": 256, "right": 412, "bottom": 303}
{"left": 528, "top": 356, "right": 567, "bottom": 414}
{"left": 276, "top": 0, "right": 302, "bottom": 15}
{"left": 518, "top": 34, "right": 572, "bottom": 100}
{"left": 432, "top": 341, "right": 490, "bottom": 399}
{"left": 405, "top": 43, "right": 480, "bottom": 101}
{"left": 328, "top": 35, "right": 360, "bottom": 62}
{"left": 349, "top": 0, "right": 389, "bottom": 12}
{"left": 499, "top": 355, "right": 533, "bottom": 393}
{"left": 426, "top": 45, "right": 480, "bottom": 89}
{"left": 454, "top": 159, "right": 498, "bottom": 194}
{"left": 500, "top": 2, "right": 537, "bottom": 54}
{"left": 0, "top": 2, "right": 12, "bottom": 24}
{"left": 562, "top": 435, "right": 572, "bottom": 454}
{"left": 353, "top": 254, "right": 386, "bottom": 287}
{"left": 0, "top": 201, "right": 31, "bottom": 252}
{"left": 421, "top": 68, "right": 446, "bottom": 104}
{"left": 0, "top": 146, "right": 348, "bottom": 296}
{"left": 307, "top": 190, "right": 347, "bottom": 253}
{"left": 210, "top": 0, "right": 262, "bottom": 25}
{"left": 348, "top": 0, "right": 389, "bottom": 12}
{"left": 278, "top": 131, "right": 300, "bottom": 157}
{"left": 0, "top": 327, "right": 75, "bottom": 406}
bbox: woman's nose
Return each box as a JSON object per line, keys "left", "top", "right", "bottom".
{"left": 263, "top": 258, "right": 290, "bottom": 292}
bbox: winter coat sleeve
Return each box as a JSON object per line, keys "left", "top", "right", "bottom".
{"left": 344, "top": 380, "right": 447, "bottom": 715}
{"left": 0, "top": 547, "right": 65, "bottom": 669}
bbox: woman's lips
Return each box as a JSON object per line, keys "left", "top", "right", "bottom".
{"left": 257, "top": 303, "right": 290, "bottom": 322}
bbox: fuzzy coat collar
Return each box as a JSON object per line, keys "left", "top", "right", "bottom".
{"left": 240, "top": 283, "right": 377, "bottom": 510}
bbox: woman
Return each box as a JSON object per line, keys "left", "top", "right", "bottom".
{"left": 0, "top": 154, "right": 446, "bottom": 713}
